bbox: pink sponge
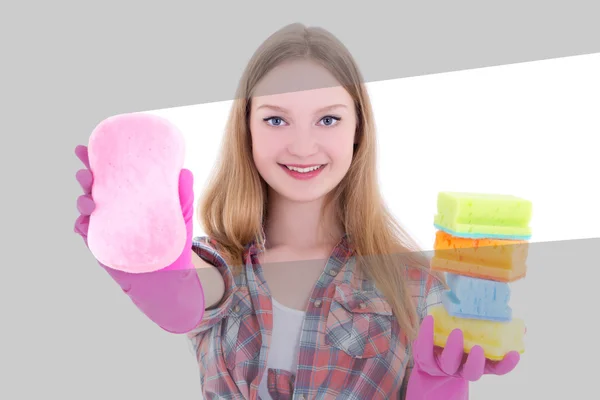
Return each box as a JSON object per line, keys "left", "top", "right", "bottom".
{"left": 86, "top": 113, "right": 187, "bottom": 273}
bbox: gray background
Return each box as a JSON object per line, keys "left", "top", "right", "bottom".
{"left": 2, "top": 1, "right": 599, "bottom": 399}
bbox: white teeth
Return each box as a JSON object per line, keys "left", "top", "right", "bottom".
{"left": 286, "top": 165, "right": 322, "bottom": 173}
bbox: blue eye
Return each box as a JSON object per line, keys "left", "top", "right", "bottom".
{"left": 264, "top": 117, "right": 287, "bottom": 126}
{"left": 263, "top": 115, "right": 341, "bottom": 127}
{"left": 320, "top": 115, "right": 341, "bottom": 127}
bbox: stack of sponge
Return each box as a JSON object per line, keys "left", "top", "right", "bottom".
{"left": 428, "top": 192, "right": 531, "bottom": 361}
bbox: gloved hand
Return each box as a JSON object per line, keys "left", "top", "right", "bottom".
{"left": 405, "top": 315, "right": 520, "bottom": 400}
{"left": 74, "top": 145, "right": 205, "bottom": 333}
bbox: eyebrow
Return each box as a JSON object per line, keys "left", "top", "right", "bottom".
{"left": 256, "top": 104, "right": 348, "bottom": 113}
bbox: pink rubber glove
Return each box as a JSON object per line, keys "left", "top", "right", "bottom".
{"left": 74, "top": 145, "right": 205, "bottom": 334}
{"left": 406, "top": 315, "right": 520, "bottom": 400}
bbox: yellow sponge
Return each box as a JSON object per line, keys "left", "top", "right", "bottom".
{"left": 428, "top": 304, "right": 525, "bottom": 361}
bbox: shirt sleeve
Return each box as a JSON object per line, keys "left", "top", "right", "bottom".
{"left": 398, "top": 268, "right": 446, "bottom": 399}
{"left": 185, "top": 236, "right": 238, "bottom": 339}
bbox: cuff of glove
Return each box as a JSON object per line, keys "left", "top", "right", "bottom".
{"left": 405, "top": 365, "right": 469, "bottom": 400}
{"left": 102, "top": 264, "right": 205, "bottom": 334}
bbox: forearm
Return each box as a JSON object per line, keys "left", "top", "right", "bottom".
{"left": 102, "top": 262, "right": 206, "bottom": 334}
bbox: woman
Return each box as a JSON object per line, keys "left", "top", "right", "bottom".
{"left": 75, "top": 22, "right": 520, "bottom": 399}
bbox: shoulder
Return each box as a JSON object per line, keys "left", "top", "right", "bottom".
{"left": 192, "top": 235, "right": 222, "bottom": 251}
{"left": 405, "top": 265, "right": 445, "bottom": 293}
{"left": 192, "top": 236, "right": 227, "bottom": 266}
{"left": 192, "top": 235, "right": 238, "bottom": 282}
{"left": 404, "top": 264, "right": 445, "bottom": 316}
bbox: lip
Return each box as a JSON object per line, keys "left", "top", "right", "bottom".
{"left": 284, "top": 164, "right": 323, "bottom": 168}
{"left": 279, "top": 163, "right": 327, "bottom": 180}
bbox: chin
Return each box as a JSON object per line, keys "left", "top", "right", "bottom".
{"left": 285, "top": 191, "right": 328, "bottom": 204}
{"left": 269, "top": 181, "right": 335, "bottom": 204}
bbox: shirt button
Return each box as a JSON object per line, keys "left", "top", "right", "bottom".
{"left": 328, "top": 269, "right": 338, "bottom": 276}
{"left": 232, "top": 305, "right": 240, "bottom": 313}
{"left": 359, "top": 302, "right": 367, "bottom": 309}
{"left": 298, "top": 396, "right": 305, "bottom": 400}
{"left": 314, "top": 299, "right": 322, "bottom": 308}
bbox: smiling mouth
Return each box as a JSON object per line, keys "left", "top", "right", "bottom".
{"left": 279, "top": 164, "right": 326, "bottom": 173}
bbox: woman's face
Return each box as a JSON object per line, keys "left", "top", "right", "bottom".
{"left": 249, "top": 60, "right": 357, "bottom": 204}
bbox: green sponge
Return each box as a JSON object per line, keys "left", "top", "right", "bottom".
{"left": 434, "top": 192, "right": 532, "bottom": 240}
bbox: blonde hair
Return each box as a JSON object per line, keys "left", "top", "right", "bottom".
{"left": 198, "top": 23, "right": 443, "bottom": 341}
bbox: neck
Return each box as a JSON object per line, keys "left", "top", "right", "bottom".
{"left": 263, "top": 189, "right": 343, "bottom": 250}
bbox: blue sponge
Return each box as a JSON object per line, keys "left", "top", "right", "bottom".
{"left": 442, "top": 273, "right": 512, "bottom": 322}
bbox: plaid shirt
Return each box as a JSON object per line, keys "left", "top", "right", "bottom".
{"left": 187, "top": 234, "right": 444, "bottom": 400}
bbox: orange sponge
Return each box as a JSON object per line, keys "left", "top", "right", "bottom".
{"left": 430, "top": 230, "right": 529, "bottom": 282}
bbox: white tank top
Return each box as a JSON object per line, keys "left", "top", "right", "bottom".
{"left": 258, "top": 297, "right": 306, "bottom": 399}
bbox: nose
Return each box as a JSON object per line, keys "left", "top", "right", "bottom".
{"left": 287, "top": 127, "right": 319, "bottom": 157}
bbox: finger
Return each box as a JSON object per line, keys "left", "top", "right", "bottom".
{"left": 179, "top": 168, "right": 195, "bottom": 219}
{"left": 75, "top": 145, "right": 91, "bottom": 170}
{"left": 76, "top": 169, "right": 93, "bottom": 194}
{"left": 460, "top": 345, "right": 486, "bottom": 381}
{"left": 179, "top": 168, "right": 194, "bottom": 200}
{"left": 74, "top": 214, "right": 90, "bottom": 237}
{"left": 77, "top": 194, "right": 96, "bottom": 216}
{"left": 485, "top": 351, "right": 520, "bottom": 375}
{"left": 439, "top": 329, "right": 464, "bottom": 376}
{"left": 413, "top": 315, "right": 439, "bottom": 373}
{"left": 179, "top": 168, "right": 194, "bottom": 189}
